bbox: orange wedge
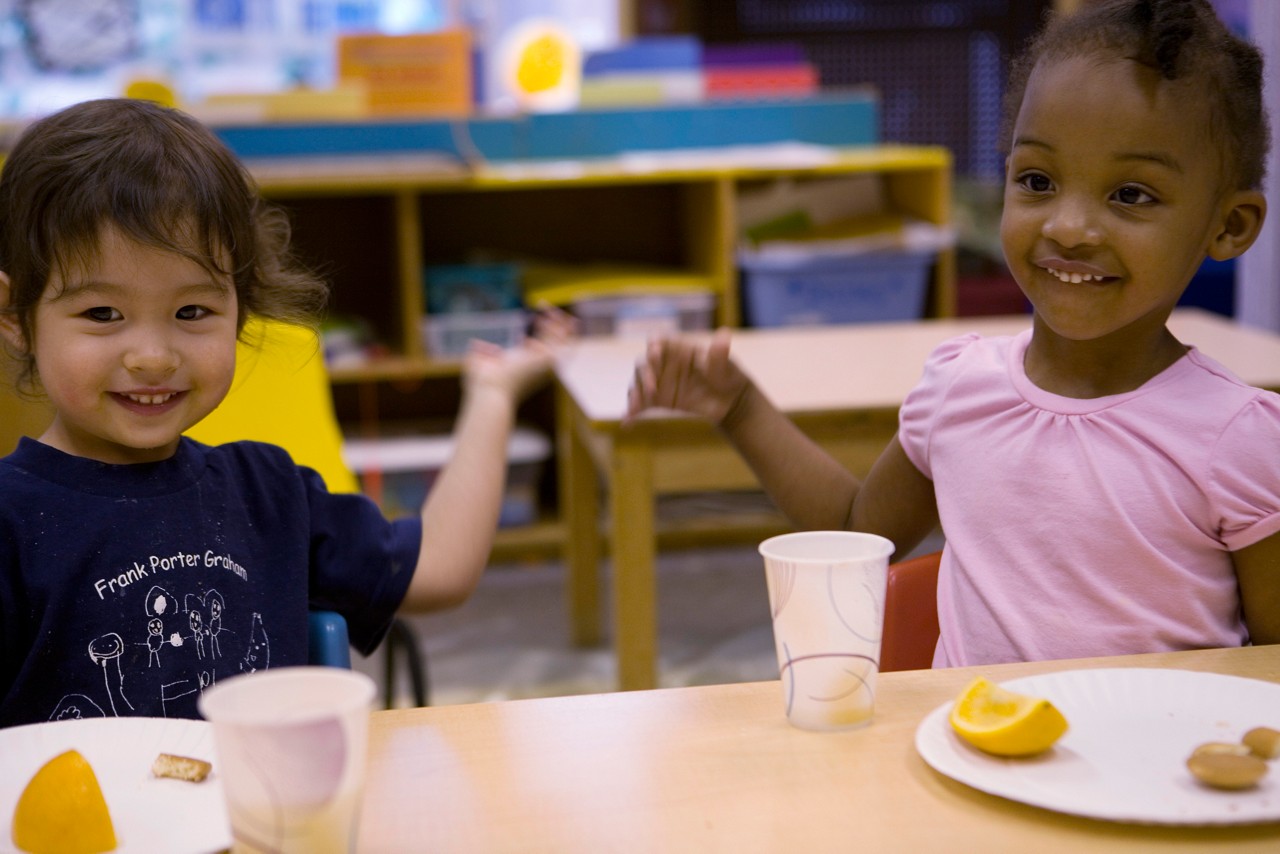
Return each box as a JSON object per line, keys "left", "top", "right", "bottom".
{"left": 12, "top": 749, "right": 117, "bottom": 853}
{"left": 949, "top": 676, "right": 1069, "bottom": 757}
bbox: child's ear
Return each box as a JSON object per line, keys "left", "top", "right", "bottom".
{"left": 1208, "top": 189, "right": 1267, "bottom": 261}
{"left": 0, "top": 271, "right": 25, "bottom": 351}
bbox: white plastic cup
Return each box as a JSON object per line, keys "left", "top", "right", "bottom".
{"left": 199, "top": 667, "right": 376, "bottom": 853}
{"left": 759, "top": 531, "right": 895, "bottom": 731}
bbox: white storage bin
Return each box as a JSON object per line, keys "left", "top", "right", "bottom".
{"left": 420, "top": 310, "right": 527, "bottom": 357}
{"left": 572, "top": 291, "right": 715, "bottom": 338}
{"left": 343, "top": 427, "right": 550, "bottom": 527}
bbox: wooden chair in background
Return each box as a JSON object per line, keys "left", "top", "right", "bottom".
{"left": 880, "top": 550, "right": 942, "bottom": 672}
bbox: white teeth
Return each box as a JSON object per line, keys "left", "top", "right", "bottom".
{"left": 1045, "top": 268, "right": 1104, "bottom": 283}
{"left": 126, "top": 393, "right": 175, "bottom": 405}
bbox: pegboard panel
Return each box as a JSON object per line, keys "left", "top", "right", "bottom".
{"left": 668, "top": 0, "right": 1051, "bottom": 178}
{"left": 732, "top": 0, "right": 1020, "bottom": 31}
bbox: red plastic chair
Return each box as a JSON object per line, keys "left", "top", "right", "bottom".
{"left": 881, "top": 550, "right": 942, "bottom": 672}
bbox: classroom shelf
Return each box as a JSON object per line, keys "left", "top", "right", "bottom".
{"left": 0, "top": 145, "right": 953, "bottom": 557}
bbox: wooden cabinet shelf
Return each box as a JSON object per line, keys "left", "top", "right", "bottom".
{"left": 260, "top": 144, "right": 954, "bottom": 387}
{"left": 267, "top": 145, "right": 953, "bottom": 556}
{"left": 0, "top": 145, "right": 953, "bottom": 557}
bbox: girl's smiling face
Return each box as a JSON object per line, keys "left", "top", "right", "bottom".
{"left": 1000, "top": 54, "right": 1249, "bottom": 344}
{"left": 23, "top": 224, "right": 238, "bottom": 464}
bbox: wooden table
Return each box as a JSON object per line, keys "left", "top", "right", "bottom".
{"left": 553, "top": 309, "right": 1280, "bottom": 690}
{"left": 357, "top": 644, "right": 1280, "bottom": 852}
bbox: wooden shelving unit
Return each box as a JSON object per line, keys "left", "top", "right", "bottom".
{"left": 253, "top": 145, "right": 954, "bottom": 383}
{"left": 0, "top": 145, "right": 954, "bottom": 556}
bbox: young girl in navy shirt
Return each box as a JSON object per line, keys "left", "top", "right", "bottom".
{"left": 0, "top": 98, "right": 561, "bottom": 725}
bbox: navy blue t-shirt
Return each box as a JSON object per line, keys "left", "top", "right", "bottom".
{"left": 0, "top": 437, "right": 419, "bottom": 727}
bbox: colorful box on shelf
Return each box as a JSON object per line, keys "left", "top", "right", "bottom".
{"left": 213, "top": 92, "right": 877, "bottom": 163}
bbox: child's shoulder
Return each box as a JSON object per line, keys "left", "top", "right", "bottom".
{"left": 920, "top": 330, "right": 1021, "bottom": 377}
{"left": 189, "top": 436, "right": 298, "bottom": 466}
{"left": 187, "top": 437, "right": 322, "bottom": 484}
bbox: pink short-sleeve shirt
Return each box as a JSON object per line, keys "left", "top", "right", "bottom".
{"left": 898, "top": 331, "right": 1280, "bottom": 667}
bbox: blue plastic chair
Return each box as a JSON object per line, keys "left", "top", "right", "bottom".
{"left": 308, "top": 610, "right": 352, "bottom": 669}
{"left": 309, "top": 611, "right": 429, "bottom": 709}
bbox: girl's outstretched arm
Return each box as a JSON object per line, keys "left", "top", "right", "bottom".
{"left": 401, "top": 308, "right": 573, "bottom": 611}
{"left": 627, "top": 328, "right": 939, "bottom": 559}
{"left": 1233, "top": 531, "right": 1280, "bottom": 646}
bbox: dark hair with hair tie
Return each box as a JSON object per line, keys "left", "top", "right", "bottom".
{"left": 1002, "top": 0, "right": 1269, "bottom": 191}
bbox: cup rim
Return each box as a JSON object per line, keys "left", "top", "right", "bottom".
{"left": 758, "top": 530, "right": 895, "bottom": 563}
{"left": 198, "top": 666, "right": 376, "bottom": 725}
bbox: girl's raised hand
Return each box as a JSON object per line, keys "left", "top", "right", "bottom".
{"left": 461, "top": 303, "right": 577, "bottom": 404}
{"left": 625, "top": 327, "right": 750, "bottom": 425}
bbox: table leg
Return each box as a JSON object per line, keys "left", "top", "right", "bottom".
{"left": 611, "top": 438, "right": 657, "bottom": 691}
{"left": 557, "top": 390, "right": 602, "bottom": 646}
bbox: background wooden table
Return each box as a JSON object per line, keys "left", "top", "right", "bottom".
{"left": 552, "top": 310, "right": 1280, "bottom": 690}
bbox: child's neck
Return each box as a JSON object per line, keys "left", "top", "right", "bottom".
{"left": 1023, "top": 318, "right": 1188, "bottom": 399}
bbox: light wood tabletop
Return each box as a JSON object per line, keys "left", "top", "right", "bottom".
{"left": 552, "top": 309, "right": 1280, "bottom": 690}
{"left": 357, "top": 644, "right": 1280, "bottom": 852}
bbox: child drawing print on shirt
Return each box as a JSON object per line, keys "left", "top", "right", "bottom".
{"left": 144, "top": 617, "right": 165, "bottom": 667}
{"left": 87, "top": 632, "right": 134, "bottom": 716}
{"left": 48, "top": 694, "right": 106, "bottom": 722}
{"left": 206, "top": 591, "right": 225, "bottom": 658}
{"left": 139, "top": 584, "right": 193, "bottom": 666}
{"left": 240, "top": 612, "right": 269, "bottom": 673}
{"left": 187, "top": 609, "right": 205, "bottom": 660}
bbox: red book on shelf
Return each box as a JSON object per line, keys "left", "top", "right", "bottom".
{"left": 703, "top": 64, "right": 819, "bottom": 99}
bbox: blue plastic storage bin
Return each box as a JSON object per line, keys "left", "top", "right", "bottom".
{"left": 740, "top": 248, "right": 933, "bottom": 327}
{"left": 424, "top": 263, "right": 523, "bottom": 314}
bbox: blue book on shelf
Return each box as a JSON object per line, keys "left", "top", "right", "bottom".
{"left": 583, "top": 36, "right": 702, "bottom": 76}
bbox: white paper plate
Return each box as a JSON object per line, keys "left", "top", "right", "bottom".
{"left": 915, "top": 668, "right": 1280, "bottom": 825}
{"left": 0, "top": 716, "right": 231, "bottom": 852}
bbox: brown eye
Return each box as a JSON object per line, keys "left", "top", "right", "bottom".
{"left": 1017, "top": 172, "right": 1052, "bottom": 193}
{"left": 84, "top": 306, "right": 120, "bottom": 322}
{"left": 176, "top": 305, "right": 210, "bottom": 321}
{"left": 1114, "top": 186, "right": 1155, "bottom": 205}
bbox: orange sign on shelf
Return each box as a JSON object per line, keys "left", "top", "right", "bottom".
{"left": 338, "top": 29, "right": 473, "bottom": 117}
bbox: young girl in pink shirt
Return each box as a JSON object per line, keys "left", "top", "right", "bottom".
{"left": 627, "top": 0, "right": 1280, "bottom": 666}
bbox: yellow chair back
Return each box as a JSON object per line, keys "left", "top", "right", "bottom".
{"left": 187, "top": 318, "right": 358, "bottom": 493}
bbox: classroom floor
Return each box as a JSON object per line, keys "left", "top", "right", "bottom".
{"left": 354, "top": 532, "right": 945, "bottom": 709}
{"left": 354, "top": 543, "right": 777, "bottom": 708}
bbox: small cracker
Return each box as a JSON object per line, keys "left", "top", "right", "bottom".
{"left": 151, "top": 752, "right": 211, "bottom": 783}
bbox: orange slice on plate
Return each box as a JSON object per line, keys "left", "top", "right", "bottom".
{"left": 949, "top": 676, "right": 1069, "bottom": 757}
{"left": 12, "top": 748, "right": 117, "bottom": 853}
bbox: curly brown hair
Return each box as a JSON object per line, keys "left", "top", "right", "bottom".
{"left": 0, "top": 98, "right": 328, "bottom": 391}
{"left": 1002, "top": 0, "right": 1270, "bottom": 191}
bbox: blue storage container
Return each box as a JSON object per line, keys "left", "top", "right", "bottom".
{"left": 424, "top": 262, "right": 523, "bottom": 314}
{"left": 740, "top": 248, "right": 933, "bottom": 327}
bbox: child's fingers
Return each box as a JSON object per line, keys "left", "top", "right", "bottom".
{"left": 652, "top": 337, "right": 696, "bottom": 410}
{"left": 703, "top": 327, "right": 734, "bottom": 379}
{"left": 530, "top": 301, "right": 577, "bottom": 344}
